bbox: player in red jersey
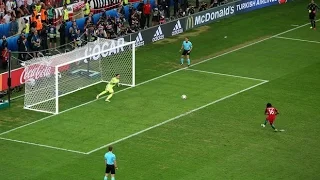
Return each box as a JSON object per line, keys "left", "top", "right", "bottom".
{"left": 261, "top": 103, "right": 279, "bottom": 132}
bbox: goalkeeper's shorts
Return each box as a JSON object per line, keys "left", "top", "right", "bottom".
{"left": 106, "top": 86, "right": 114, "bottom": 93}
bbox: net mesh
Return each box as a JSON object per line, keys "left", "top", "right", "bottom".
{"left": 24, "top": 38, "right": 134, "bottom": 114}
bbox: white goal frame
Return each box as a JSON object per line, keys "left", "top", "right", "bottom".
{"left": 24, "top": 40, "right": 136, "bottom": 114}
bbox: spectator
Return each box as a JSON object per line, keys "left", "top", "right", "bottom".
{"left": 83, "top": 0, "right": 90, "bottom": 17}
{"left": 0, "top": 14, "right": 4, "bottom": 24}
{"left": 17, "top": 4, "right": 30, "bottom": 17}
{"left": 0, "top": 1, "right": 5, "bottom": 19}
{"left": 97, "top": 27, "right": 107, "bottom": 38}
{"left": 15, "top": 0, "right": 23, "bottom": 17}
{"left": 58, "top": 21, "right": 66, "bottom": 47}
{"left": 87, "top": 12, "right": 94, "bottom": 24}
{"left": 3, "top": 10, "right": 11, "bottom": 23}
{"left": 1, "top": 36, "right": 8, "bottom": 50}
{"left": 62, "top": 5, "right": 69, "bottom": 22}
{"left": 31, "top": 6, "right": 37, "bottom": 23}
{"left": 40, "top": 5, "right": 47, "bottom": 24}
{"left": 123, "top": 0, "right": 128, "bottom": 6}
{"left": 210, "top": 0, "right": 219, "bottom": 7}
{"left": 128, "top": 3, "right": 134, "bottom": 26}
{"left": 74, "top": 29, "right": 82, "bottom": 47}
{"left": 31, "top": 30, "right": 41, "bottom": 57}
{"left": 97, "top": 11, "right": 106, "bottom": 26}
{"left": 48, "top": 23, "right": 57, "bottom": 49}
{"left": 130, "top": 9, "right": 140, "bottom": 32}
{"left": 1, "top": 46, "right": 9, "bottom": 70}
{"left": 143, "top": 0, "right": 151, "bottom": 28}
{"left": 40, "top": 23, "right": 48, "bottom": 54}
{"left": 69, "top": 20, "right": 78, "bottom": 42}
{"left": 118, "top": 23, "right": 127, "bottom": 37}
{"left": 152, "top": 7, "right": 160, "bottom": 26}
{"left": 173, "top": 0, "right": 178, "bottom": 17}
{"left": 47, "top": 4, "right": 55, "bottom": 25}
{"left": 26, "top": 0, "right": 33, "bottom": 12}
{"left": 35, "top": 1, "right": 41, "bottom": 13}
{"left": 17, "top": 33, "right": 27, "bottom": 62}
{"left": 21, "top": 18, "right": 30, "bottom": 34}
{"left": 199, "top": 1, "right": 207, "bottom": 12}
{"left": 137, "top": 0, "right": 145, "bottom": 28}
{"left": 186, "top": 5, "right": 195, "bottom": 15}
{"left": 177, "top": 8, "right": 184, "bottom": 18}
{"left": 180, "top": 0, "right": 188, "bottom": 12}
{"left": 65, "top": 0, "right": 71, "bottom": 5}
{"left": 159, "top": 0, "right": 170, "bottom": 18}
{"left": 6, "top": 0, "right": 16, "bottom": 17}
{"left": 35, "top": 15, "right": 43, "bottom": 32}
{"left": 159, "top": 6, "right": 165, "bottom": 24}
{"left": 136, "top": 0, "right": 144, "bottom": 12}
{"left": 9, "top": 16, "right": 18, "bottom": 36}
{"left": 85, "top": 24, "right": 96, "bottom": 42}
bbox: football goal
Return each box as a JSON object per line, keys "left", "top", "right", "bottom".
{"left": 23, "top": 38, "right": 135, "bottom": 114}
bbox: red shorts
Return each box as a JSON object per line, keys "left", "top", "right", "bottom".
{"left": 267, "top": 116, "right": 276, "bottom": 123}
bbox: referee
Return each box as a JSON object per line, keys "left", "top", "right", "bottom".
{"left": 104, "top": 146, "right": 118, "bottom": 180}
{"left": 308, "top": 0, "right": 319, "bottom": 29}
{"left": 179, "top": 37, "right": 193, "bottom": 67}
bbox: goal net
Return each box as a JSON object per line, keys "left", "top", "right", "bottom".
{"left": 23, "top": 38, "right": 135, "bottom": 114}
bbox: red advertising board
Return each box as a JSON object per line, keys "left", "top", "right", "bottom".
{"left": 0, "top": 64, "right": 70, "bottom": 91}
{"left": 0, "top": 68, "right": 24, "bottom": 91}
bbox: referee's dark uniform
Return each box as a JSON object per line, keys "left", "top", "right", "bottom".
{"left": 308, "top": 1, "right": 319, "bottom": 29}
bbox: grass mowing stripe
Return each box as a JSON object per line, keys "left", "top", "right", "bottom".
{"left": 275, "top": 36, "right": 320, "bottom": 44}
{"left": 0, "top": 20, "right": 313, "bottom": 136}
{"left": 86, "top": 80, "right": 268, "bottom": 154}
{"left": 0, "top": 137, "right": 88, "bottom": 155}
{"left": 186, "top": 68, "right": 269, "bottom": 82}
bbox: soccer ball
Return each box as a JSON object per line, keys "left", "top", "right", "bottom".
{"left": 181, "top": 95, "right": 187, "bottom": 99}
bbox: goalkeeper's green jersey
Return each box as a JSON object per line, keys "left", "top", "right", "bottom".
{"left": 107, "top": 77, "right": 119, "bottom": 88}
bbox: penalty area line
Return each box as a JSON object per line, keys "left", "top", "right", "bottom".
{"left": 185, "top": 68, "right": 269, "bottom": 82}
{"left": 0, "top": 137, "right": 88, "bottom": 155}
{"left": 275, "top": 36, "right": 320, "bottom": 44}
{"left": 86, "top": 80, "right": 268, "bottom": 154}
{"left": 0, "top": 20, "right": 312, "bottom": 136}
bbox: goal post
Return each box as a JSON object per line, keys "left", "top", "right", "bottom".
{"left": 23, "top": 38, "right": 136, "bottom": 114}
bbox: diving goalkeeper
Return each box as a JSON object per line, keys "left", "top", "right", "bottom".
{"left": 96, "top": 74, "right": 120, "bottom": 102}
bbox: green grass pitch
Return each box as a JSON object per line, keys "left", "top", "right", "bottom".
{"left": 1, "top": 0, "right": 320, "bottom": 179}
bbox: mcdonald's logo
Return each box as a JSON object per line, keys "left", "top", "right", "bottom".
{"left": 186, "top": 16, "right": 194, "bottom": 30}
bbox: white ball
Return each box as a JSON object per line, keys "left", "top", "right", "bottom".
{"left": 181, "top": 95, "right": 187, "bottom": 99}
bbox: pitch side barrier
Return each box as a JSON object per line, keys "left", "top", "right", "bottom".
{"left": 0, "top": 0, "right": 290, "bottom": 91}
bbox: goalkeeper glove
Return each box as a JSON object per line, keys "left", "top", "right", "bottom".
{"left": 309, "top": 10, "right": 312, "bottom": 13}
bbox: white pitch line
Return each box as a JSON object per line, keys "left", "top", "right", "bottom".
{"left": 275, "top": 36, "right": 320, "bottom": 44}
{"left": 0, "top": 137, "right": 88, "bottom": 155}
{"left": 86, "top": 80, "right": 268, "bottom": 154}
{"left": 0, "top": 20, "right": 312, "bottom": 137}
{"left": 186, "top": 68, "right": 269, "bottom": 82}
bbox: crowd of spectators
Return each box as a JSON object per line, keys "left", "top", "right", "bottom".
{"left": 0, "top": 0, "right": 230, "bottom": 70}
{"left": 0, "top": 0, "right": 73, "bottom": 24}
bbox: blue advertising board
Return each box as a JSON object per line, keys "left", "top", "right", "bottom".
{"left": 235, "top": 0, "right": 288, "bottom": 13}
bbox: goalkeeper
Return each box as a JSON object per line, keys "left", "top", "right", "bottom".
{"left": 96, "top": 74, "right": 120, "bottom": 102}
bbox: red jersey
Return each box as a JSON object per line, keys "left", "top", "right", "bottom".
{"left": 1, "top": 49, "right": 9, "bottom": 63}
{"left": 265, "top": 107, "right": 278, "bottom": 121}
{"left": 143, "top": 3, "right": 151, "bottom": 15}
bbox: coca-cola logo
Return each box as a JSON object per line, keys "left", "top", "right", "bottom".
{"left": 84, "top": 38, "right": 125, "bottom": 61}
{"left": 20, "top": 60, "right": 53, "bottom": 84}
